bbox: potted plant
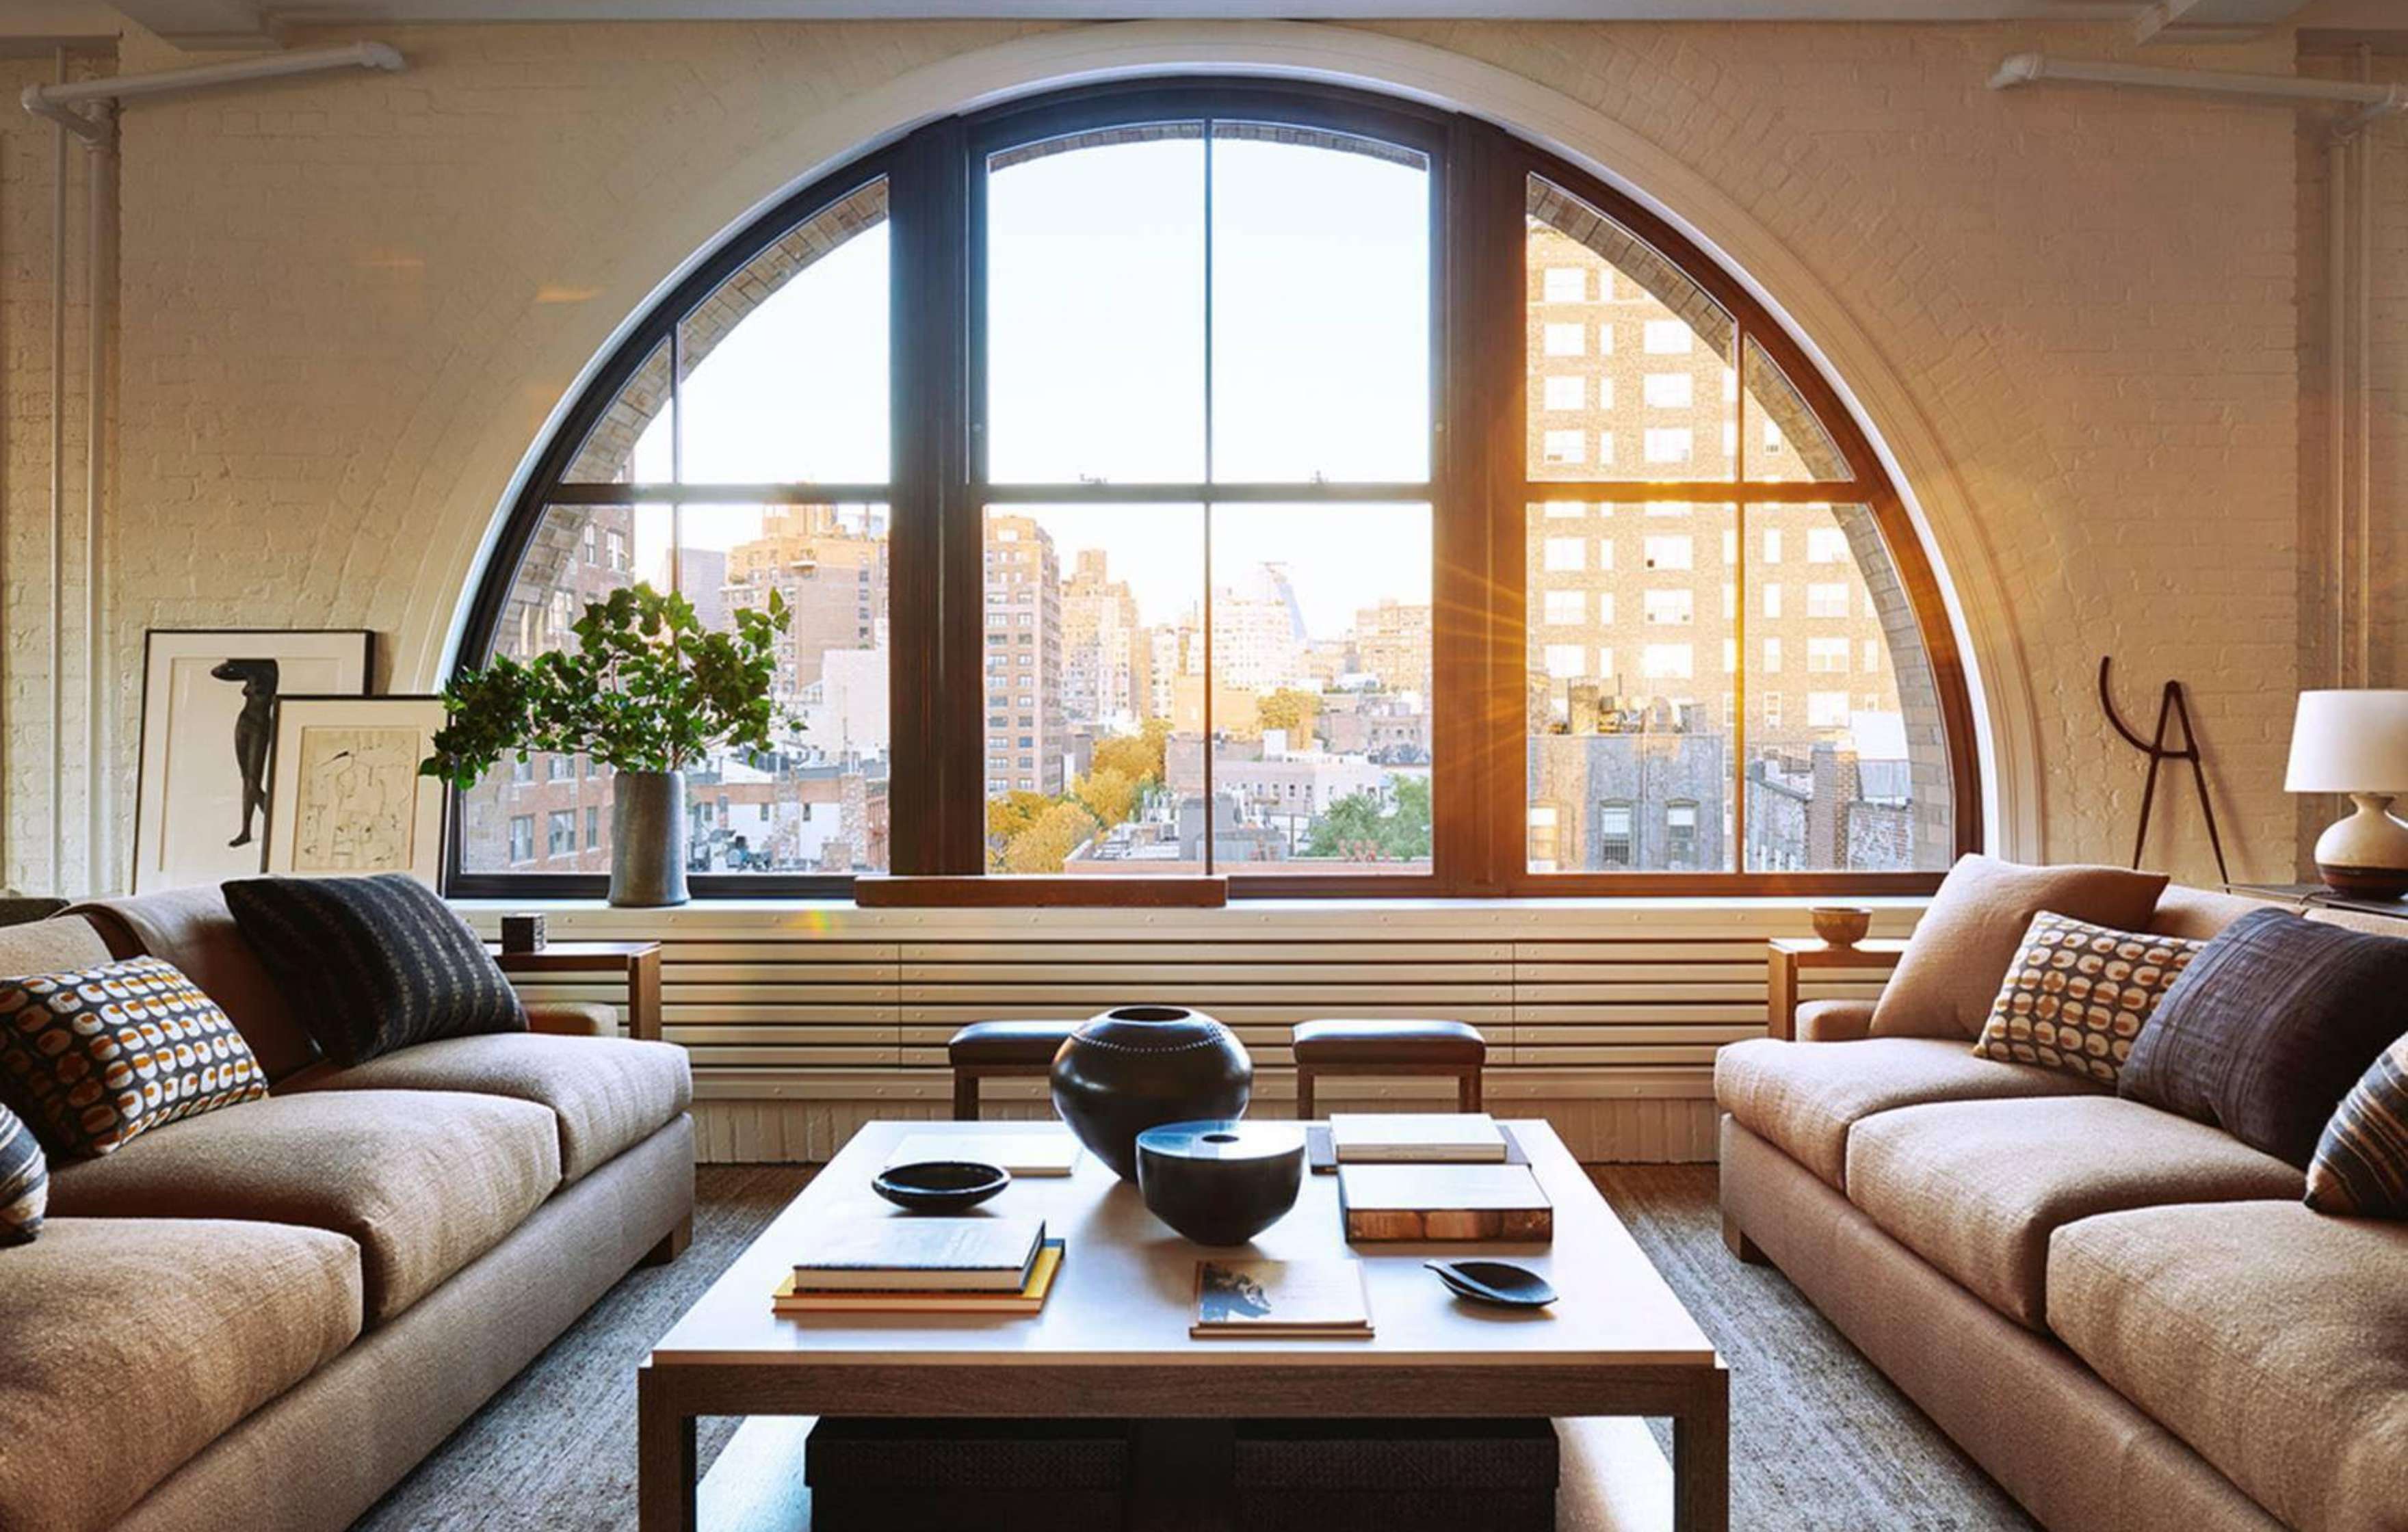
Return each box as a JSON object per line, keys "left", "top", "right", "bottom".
{"left": 420, "top": 582, "right": 796, "bottom": 907}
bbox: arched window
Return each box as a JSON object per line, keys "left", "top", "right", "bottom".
{"left": 454, "top": 80, "right": 1976, "bottom": 899}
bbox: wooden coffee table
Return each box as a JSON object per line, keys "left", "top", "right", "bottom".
{"left": 639, "top": 1120, "right": 1727, "bottom": 1531}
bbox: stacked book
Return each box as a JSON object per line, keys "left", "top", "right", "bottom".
{"left": 775, "top": 1215, "right": 1063, "bottom": 1315}
{"left": 1329, "top": 1113, "right": 1552, "bottom": 1243}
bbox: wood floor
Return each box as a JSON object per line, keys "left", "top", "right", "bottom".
{"left": 351, "top": 1163, "right": 2035, "bottom": 1531}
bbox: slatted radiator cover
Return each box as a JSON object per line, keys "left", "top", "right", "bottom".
{"left": 457, "top": 899, "right": 1922, "bottom": 1164}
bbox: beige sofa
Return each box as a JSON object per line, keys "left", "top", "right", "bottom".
{"left": 1716, "top": 884, "right": 2408, "bottom": 1532}
{"left": 0, "top": 889, "right": 696, "bottom": 1532}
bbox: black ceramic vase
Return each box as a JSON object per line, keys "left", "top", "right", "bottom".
{"left": 1136, "top": 1120, "right": 1305, "bottom": 1245}
{"left": 1050, "top": 1005, "right": 1253, "bottom": 1183}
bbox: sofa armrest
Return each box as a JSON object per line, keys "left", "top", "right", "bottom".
{"left": 525, "top": 1002, "right": 619, "bottom": 1038}
{"left": 1794, "top": 999, "right": 1876, "bottom": 1042}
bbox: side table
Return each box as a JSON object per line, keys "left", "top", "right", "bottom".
{"left": 1766, "top": 937, "right": 1909, "bottom": 1041}
{"left": 487, "top": 940, "right": 664, "bottom": 1041}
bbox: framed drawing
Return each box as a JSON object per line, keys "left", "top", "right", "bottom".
{"left": 134, "top": 631, "right": 374, "bottom": 893}
{"left": 265, "top": 696, "right": 448, "bottom": 886}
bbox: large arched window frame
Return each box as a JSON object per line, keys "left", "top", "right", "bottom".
{"left": 452, "top": 78, "right": 1979, "bottom": 901}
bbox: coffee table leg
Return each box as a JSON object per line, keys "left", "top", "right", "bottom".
{"left": 1673, "top": 1367, "right": 1729, "bottom": 1532}
{"left": 637, "top": 1366, "right": 696, "bottom": 1532}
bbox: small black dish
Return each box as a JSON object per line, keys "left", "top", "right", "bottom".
{"left": 1426, "top": 1258, "right": 1557, "bottom": 1308}
{"left": 873, "top": 1160, "right": 1010, "bottom": 1213}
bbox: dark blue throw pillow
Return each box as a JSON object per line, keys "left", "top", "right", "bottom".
{"left": 222, "top": 875, "right": 526, "bottom": 1068}
{"left": 2120, "top": 908, "right": 2408, "bottom": 1169}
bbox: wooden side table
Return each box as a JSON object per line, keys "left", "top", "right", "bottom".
{"left": 488, "top": 940, "right": 664, "bottom": 1042}
{"left": 1766, "top": 937, "right": 1909, "bottom": 1041}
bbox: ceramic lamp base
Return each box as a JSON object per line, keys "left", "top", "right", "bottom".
{"left": 2314, "top": 793, "right": 2408, "bottom": 901}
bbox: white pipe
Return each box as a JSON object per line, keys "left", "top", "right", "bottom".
{"left": 85, "top": 105, "right": 115, "bottom": 895}
{"left": 2329, "top": 132, "right": 2350, "bottom": 689}
{"left": 49, "top": 49, "right": 68, "bottom": 895}
{"left": 1992, "top": 53, "right": 2408, "bottom": 122}
{"left": 2354, "top": 51, "right": 2373, "bottom": 687}
{"left": 21, "top": 40, "right": 404, "bottom": 143}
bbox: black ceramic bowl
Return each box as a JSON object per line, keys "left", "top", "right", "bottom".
{"left": 1136, "top": 1120, "right": 1305, "bottom": 1245}
{"left": 872, "top": 1160, "right": 1010, "bottom": 1213}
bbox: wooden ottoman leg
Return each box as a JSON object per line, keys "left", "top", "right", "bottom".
{"left": 953, "top": 1070, "right": 980, "bottom": 1122}
{"left": 1460, "top": 1066, "right": 1482, "bottom": 1113}
{"left": 1295, "top": 1067, "right": 1316, "bottom": 1121}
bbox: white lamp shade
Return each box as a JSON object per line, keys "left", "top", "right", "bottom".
{"left": 2286, "top": 690, "right": 2408, "bottom": 793}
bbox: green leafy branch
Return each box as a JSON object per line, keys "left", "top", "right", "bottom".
{"left": 419, "top": 582, "right": 799, "bottom": 789}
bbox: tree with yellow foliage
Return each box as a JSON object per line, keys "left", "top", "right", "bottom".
{"left": 1002, "top": 801, "right": 1101, "bottom": 874}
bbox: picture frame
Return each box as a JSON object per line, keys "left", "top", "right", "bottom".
{"left": 265, "top": 695, "right": 449, "bottom": 887}
{"left": 133, "top": 630, "right": 375, "bottom": 894}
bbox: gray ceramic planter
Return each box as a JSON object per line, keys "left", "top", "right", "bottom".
{"left": 610, "top": 769, "right": 690, "bottom": 908}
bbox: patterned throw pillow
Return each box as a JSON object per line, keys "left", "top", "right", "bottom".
{"left": 222, "top": 874, "right": 526, "bottom": 1068}
{"left": 0, "top": 1102, "right": 44, "bottom": 1245}
{"left": 1971, "top": 912, "right": 2206, "bottom": 1085}
{"left": 0, "top": 956, "right": 267, "bottom": 1158}
{"left": 2307, "top": 1034, "right": 2408, "bottom": 1218}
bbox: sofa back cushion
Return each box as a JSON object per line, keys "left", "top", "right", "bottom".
{"left": 223, "top": 875, "right": 526, "bottom": 1067}
{"left": 0, "top": 916, "right": 110, "bottom": 981}
{"left": 2144, "top": 885, "right": 2269, "bottom": 942}
{"left": 69, "top": 888, "right": 321, "bottom": 1083}
{"left": 2121, "top": 908, "right": 2408, "bottom": 1169}
{"left": 1870, "top": 856, "right": 2169, "bottom": 1040}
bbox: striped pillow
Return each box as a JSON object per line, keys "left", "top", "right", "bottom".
{"left": 0, "top": 1103, "right": 43, "bottom": 1245}
{"left": 222, "top": 874, "right": 525, "bottom": 1067}
{"left": 0, "top": 956, "right": 266, "bottom": 1158}
{"left": 2308, "top": 1034, "right": 2408, "bottom": 1218}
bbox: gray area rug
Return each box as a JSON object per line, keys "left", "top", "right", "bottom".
{"left": 353, "top": 1163, "right": 2035, "bottom": 1531}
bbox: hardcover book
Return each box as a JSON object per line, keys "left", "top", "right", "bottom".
{"left": 775, "top": 1241, "right": 1065, "bottom": 1315}
{"left": 886, "top": 1130, "right": 1082, "bottom": 1178}
{"left": 1329, "top": 1113, "right": 1508, "bottom": 1164}
{"left": 1337, "top": 1163, "right": 1553, "bottom": 1243}
{"left": 1192, "top": 1258, "right": 1374, "bottom": 1340}
{"left": 795, "top": 1216, "right": 1046, "bottom": 1291}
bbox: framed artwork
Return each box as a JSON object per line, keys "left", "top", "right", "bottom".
{"left": 265, "top": 696, "right": 448, "bottom": 886}
{"left": 134, "top": 631, "right": 374, "bottom": 893}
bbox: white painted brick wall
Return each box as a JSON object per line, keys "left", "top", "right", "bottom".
{"left": 0, "top": 18, "right": 2374, "bottom": 894}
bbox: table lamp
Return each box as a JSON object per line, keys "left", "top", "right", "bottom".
{"left": 2286, "top": 689, "right": 2408, "bottom": 899}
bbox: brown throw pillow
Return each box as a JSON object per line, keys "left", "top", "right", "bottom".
{"left": 0, "top": 955, "right": 267, "bottom": 1157}
{"left": 2121, "top": 908, "right": 2408, "bottom": 1170}
{"left": 1971, "top": 913, "right": 2207, "bottom": 1086}
{"left": 1871, "top": 856, "right": 2170, "bottom": 1040}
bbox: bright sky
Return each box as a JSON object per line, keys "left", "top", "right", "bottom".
{"left": 628, "top": 133, "right": 1435, "bottom": 641}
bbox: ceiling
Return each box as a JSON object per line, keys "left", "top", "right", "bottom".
{"left": 12, "top": 0, "right": 2396, "bottom": 53}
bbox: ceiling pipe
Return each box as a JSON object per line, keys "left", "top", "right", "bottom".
{"left": 1991, "top": 52, "right": 2408, "bottom": 137}
{"left": 21, "top": 40, "right": 404, "bottom": 146}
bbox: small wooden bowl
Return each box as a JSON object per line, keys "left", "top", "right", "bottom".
{"left": 872, "top": 1161, "right": 1010, "bottom": 1213}
{"left": 1809, "top": 906, "right": 1873, "bottom": 949}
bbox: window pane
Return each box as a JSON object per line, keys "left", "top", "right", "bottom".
{"left": 698, "top": 502, "right": 891, "bottom": 873}
{"left": 1743, "top": 503, "right": 1950, "bottom": 872}
{"left": 1209, "top": 125, "right": 1429, "bottom": 483}
{"left": 458, "top": 503, "right": 667, "bottom": 873}
{"left": 984, "top": 506, "right": 1207, "bottom": 873}
{"left": 1526, "top": 177, "right": 1736, "bottom": 484}
{"left": 1526, "top": 501, "right": 1737, "bottom": 873}
{"left": 676, "top": 181, "right": 889, "bottom": 486}
{"left": 987, "top": 129, "right": 1207, "bottom": 484}
{"left": 1208, "top": 504, "right": 1432, "bottom": 875}
{"left": 1741, "top": 336, "right": 1850, "bottom": 483}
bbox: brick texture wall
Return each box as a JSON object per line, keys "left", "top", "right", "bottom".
{"left": 0, "top": 17, "right": 2379, "bottom": 893}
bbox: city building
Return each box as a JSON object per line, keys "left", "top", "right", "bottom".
{"left": 985, "top": 514, "right": 1066, "bottom": 795}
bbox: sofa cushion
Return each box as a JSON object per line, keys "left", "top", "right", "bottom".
{"left": 1846, "top": 1096, "right": 2303, "bottom": 1329}
{"left": 2308, "top": 1032, "right": 2408, "bottom": 1218}
{"left": 2145, "top": 885, "right": 2270, "bottom": 942}
{"left": 47, "top": 1089, "right": 559, "bottom": 1323}
{"left": 70, "top": 887, "right": 321, "bottom": 1082}
{"left": 222, "top": 874, "right": 527, "bottom": 1067}
{"left": 1870, "top": 856, "right": 2168, "bottom": 1040}
{"left": 2121, "top": 908, "right": 2408, "bottom": 1168}
{"left": 0, "top": 955, "right": 269, "bottom": 1157}
{"left": 1969, "top": 913, "right": 2207, "bottom": 1087}
{"left": 2049, "top": 1200, "right": 2408, "bottom": 1532}
{"left": 0, "top": 914, "right": 111, "bottom": 979}
{"left": 0, "top": 1217, "right": 361, "bottom": 1532}
{"left": 288, "top": 1033, "right": 691, "bottom": 1182}
{"left": 1714, "top": 1036, "right": 2099, "bottom": 1190}
{"left": 0, "top": 1101, "right": 44, "bottom": 1245}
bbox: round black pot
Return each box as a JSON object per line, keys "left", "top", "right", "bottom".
{"left": 1050, "top": 1005, "right": 1253, "bottom": 1183}
{"left": 1136, "top": 1120, "right": 1305, "bottom": 1245}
